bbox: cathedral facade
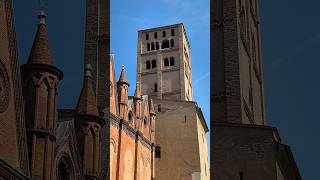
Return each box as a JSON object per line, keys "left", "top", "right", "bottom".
{"left": 0, "top": 0, "right": 108, "bottom": 179}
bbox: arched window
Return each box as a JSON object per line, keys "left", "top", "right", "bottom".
{"left": 171, "top": 29, "right": 175, "bottom": 36}
{"left": 151, "top": 42, "right": 155, "bottom": 51}
{"left": 163, "top": 31, "right": 166, "bottom": 37}
{"left": 154, "top": 32, "right": 158, "bottom": 39}
{"left": 164, "top": 58, "right": 169, "bottom": 66}
{"left": 146, "top": 33, "right": 149, "bottom": 40}
{"left": 147, "top": 43, "right": 150, "bottom": 51}
{"left": 144, "top": 117, "right": 148, "bottom": 125}
{"left": 156, "top": 42, "right": 159, "bottom": 50}
{"left": 128, "top": 111, "right": 133, "bottom": 122}
{"left": 57, "top": 155, "right": 74, "bottom": 180}
{"left": 170, "top": 39, "right": 174, "bottom": 47}
{"left": 146, "top": 61, "right": 151, "bottom": 69}
{"left": 161, "top": 40, "right": 169, "bottom": 49}
{"left": 152, "top": 60, "right": 156, "bottom": 69}
{"left": 170, "top": 57, "right": 175, "bottom": 66}
{"left": 155, "top": 146, "right": 161, "bottom": 158}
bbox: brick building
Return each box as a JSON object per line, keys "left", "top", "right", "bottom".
{"left": 212, "top": 0, "right": 301, "bottom": 179}
{"left": 109, "top": 54, "right": 156, "bottom": 180}
{"left": 0, "top": 0, "right": 108, "bottom": 179}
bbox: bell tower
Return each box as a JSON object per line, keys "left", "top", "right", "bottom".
{"left": 212, "top": 0, "right": 265, "bottom": 125}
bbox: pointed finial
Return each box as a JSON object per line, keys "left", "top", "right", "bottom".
{"left": 136, "top": 82, "right": 139, "bottom": 87}
{"left": 122, "top": 65, "right": 125, "bottom": 70}
{"left": 38, "top": 10, "right": 46, "bottom": 26}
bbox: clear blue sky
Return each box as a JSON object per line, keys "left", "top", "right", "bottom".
{"left": 12, "top": 0, "right": 320, "bottom": 179}
{"left": 110, "top": 0, "right": 211, "bottom": 156}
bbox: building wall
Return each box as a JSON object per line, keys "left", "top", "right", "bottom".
{"left": 153, "top": 100, "right": 209, "bottom": 180}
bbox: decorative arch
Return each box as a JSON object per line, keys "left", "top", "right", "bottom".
{"left": 161, "top": 39, "right": 169, "bottom": 49}
{"left": 56, "top": 153, "right": 75, "bottom": 180}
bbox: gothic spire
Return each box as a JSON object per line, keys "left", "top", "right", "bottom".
{"left": 149, "top": 99, "right": 156, "bottom": 115}
{"left": 27, "top": 11, "right": 52, "bottom": 65}
{"left": 134, "top": 82, "right": 141, "bottom": 98}
{"left": 118, "top": 65, "right": 128, "bottom": 84}
{"left": 76, "top": 64, "right": 99, "bottom": 116}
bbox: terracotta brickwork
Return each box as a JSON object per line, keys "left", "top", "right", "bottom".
{"left": 109, "top": 56, "right": 156, "bottom": 180}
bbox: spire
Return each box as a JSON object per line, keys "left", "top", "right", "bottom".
{"left": 118, "top": 65, "right": 128, "bottom": 84}
{"left": 149, "top": 99, "right": 156, "bottom": 115}
{"left": 27, "top": 11, "right": 52, "bottom": 65}
{"left": 134, "top": 82, "right": 141, "bottom": 98}
{"left": 76, "top": 64, "right": 98, "bottom": 116}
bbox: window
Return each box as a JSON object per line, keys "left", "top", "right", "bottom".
{"left": 161, "top": 40, "right": 169, "bottom": 49}
{"left": 170, "top": 57, "right": 175, "bottom": 66}
{"left": 155, "top": 146, "right": 161, "bottom": 158}
{"left": 171, "top": 29, "right": 175, "bottom": 36}
{"left": 152, "top": 60, "right": 156, "bottom": 68}
{"left": 170, "top": 39, "right": 174, "bottom": 47}
{"left": 164, "top": 58, "right": 169, "bottom": 66}
{"left": 151, "top": 42, "right": 155, "bottom": 51}
{"left": 184, "top": 115, "right": 187, "bottom": 123}
{"left": 163, "top": 31, "right": 166, "bottom": 37}
{"left": 157, "top": 104, "right": 161, "bottom": 112}
{"left": 146, "top": 33, "right": 149, "bottom": 40}
{"left": 128, "top": 111, "right": 133, "bottom": 121}
{"left": 154, "top": 32, "right": 158, "bottom": 39}
{"left": 146, "top": 61, "right": 151, "bottom": 69}
{"left": 240, "top": 172, "right": 244, "bottom": 180}
{"left": 147, "top": 43, "right": 150, "bottom": 51}
{"left": 156, "top": 42, "right": 159, "bottom": 50}
{"left": 144, "top": 117, "right": 147, "bottom": 125}
{"left": 154, "top": 83, "right": 158, "bottom": 92}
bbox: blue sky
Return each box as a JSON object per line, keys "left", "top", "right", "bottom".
{"left": 110, "top": 0, "right": 211, "bottom": 155}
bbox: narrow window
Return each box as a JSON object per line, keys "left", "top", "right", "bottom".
{"left": 146, "top": 61, "right": 151, "bottom": 69}
{"left": 163, "top": 31, "right": 166, "bottom": 37}
{"left": 144, "top": 117, "right": 147, "bottom": 125}
{"left": 158, "top": 104, "right": 161, "bottom": 112}
{"left": 128, "top": 111, "right": 133, "bottom": 122}
{"left": 147, "top": 43, "right": 150, "bottom": 51}
{"left": 154, "top": 32, "right": 158, "bottom": 39}
{"left": 146, "top": 33, "right": 149, "bottom": 40}
{"left": 155, "top": 146, "right": 161, "bottom": 158}
{"left": 164, "top": 58, "right": 169, "bottom": 66}
{"left": 154, "top": 83, "right": 158, "bottom": 92}
{"left": 156, "top": 42, "right": 159, "bottom": 50}
{"left": 240, "top": 172, "right": 244, "bottom": 180}
{"left": 151, "top": 42, "right": 155, "bottom": 50}
{"left": 171, "top": 29, "right": 175, "bottom": 36}
{"left": 170, "top": 39, "right": 174, "bottom": 47}
{"left": 170, "top": 57, "right": 175, "bottom": 66}
{"left": 184, "top": 115, "right": 187, "bottom": 123}
{"left": 152, "top": 60, "right": 156, "bottom": 68}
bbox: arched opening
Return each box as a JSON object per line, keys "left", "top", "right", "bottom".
{"left": 171, "top": 29, "right": 175, "bottom": 36}
{"left": 161, "top": 40, "right": 169, "bottom": 49}
{"left": 163, "top": 31, "right": 166, "bottom": 37}
{"left": 164, "top": 58, "right": 169, "bottom": 66}
{"left": 147, "top": 43, "right": 150, "bottom": 51}
{"left": 151, "top": 42, "right": 155, "bottom": 51}
{"left": 57, "top": 155, "right": 74, "bottom": 180}
{"left": 146, "top": 33, "right": 149, "bottom": 40}
{"left": 170, "top": 39, "right": 174, "bottom": 47}
{"left": 156, "top": 42, "right": 159, "bottom": 50}
{"left": 169, "top": 57, "right": 175, "bottom": 66}
{"left": 151, "top": 60, "right": 156, "bottom": 69}
{"left": 128, "top": 111, "right": 133, "bottom": 122}
{"left": 146, "top": 61, "right": 151, "bottom": 69}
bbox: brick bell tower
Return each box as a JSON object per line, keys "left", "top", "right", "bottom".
{"left": 213, "top": 0, "right": 265, "bottom": 125}
{"left": 21, "top": 11, "right": 63, "bottom": 180}
{"left": 75, "top": 64, "right": 105, "bottom": 180}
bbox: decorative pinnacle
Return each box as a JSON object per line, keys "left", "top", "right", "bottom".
{"left": 38, "top": 10, "right": 46, "bottom": 25}
{"left": 84, "top": 64, "right": 93, "bottom": 78}
{"left": 136, "top": 82, "right": 139, "bottom": 87}
{"left": 122, "top": 65, "right": 125, "bottom": 70}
